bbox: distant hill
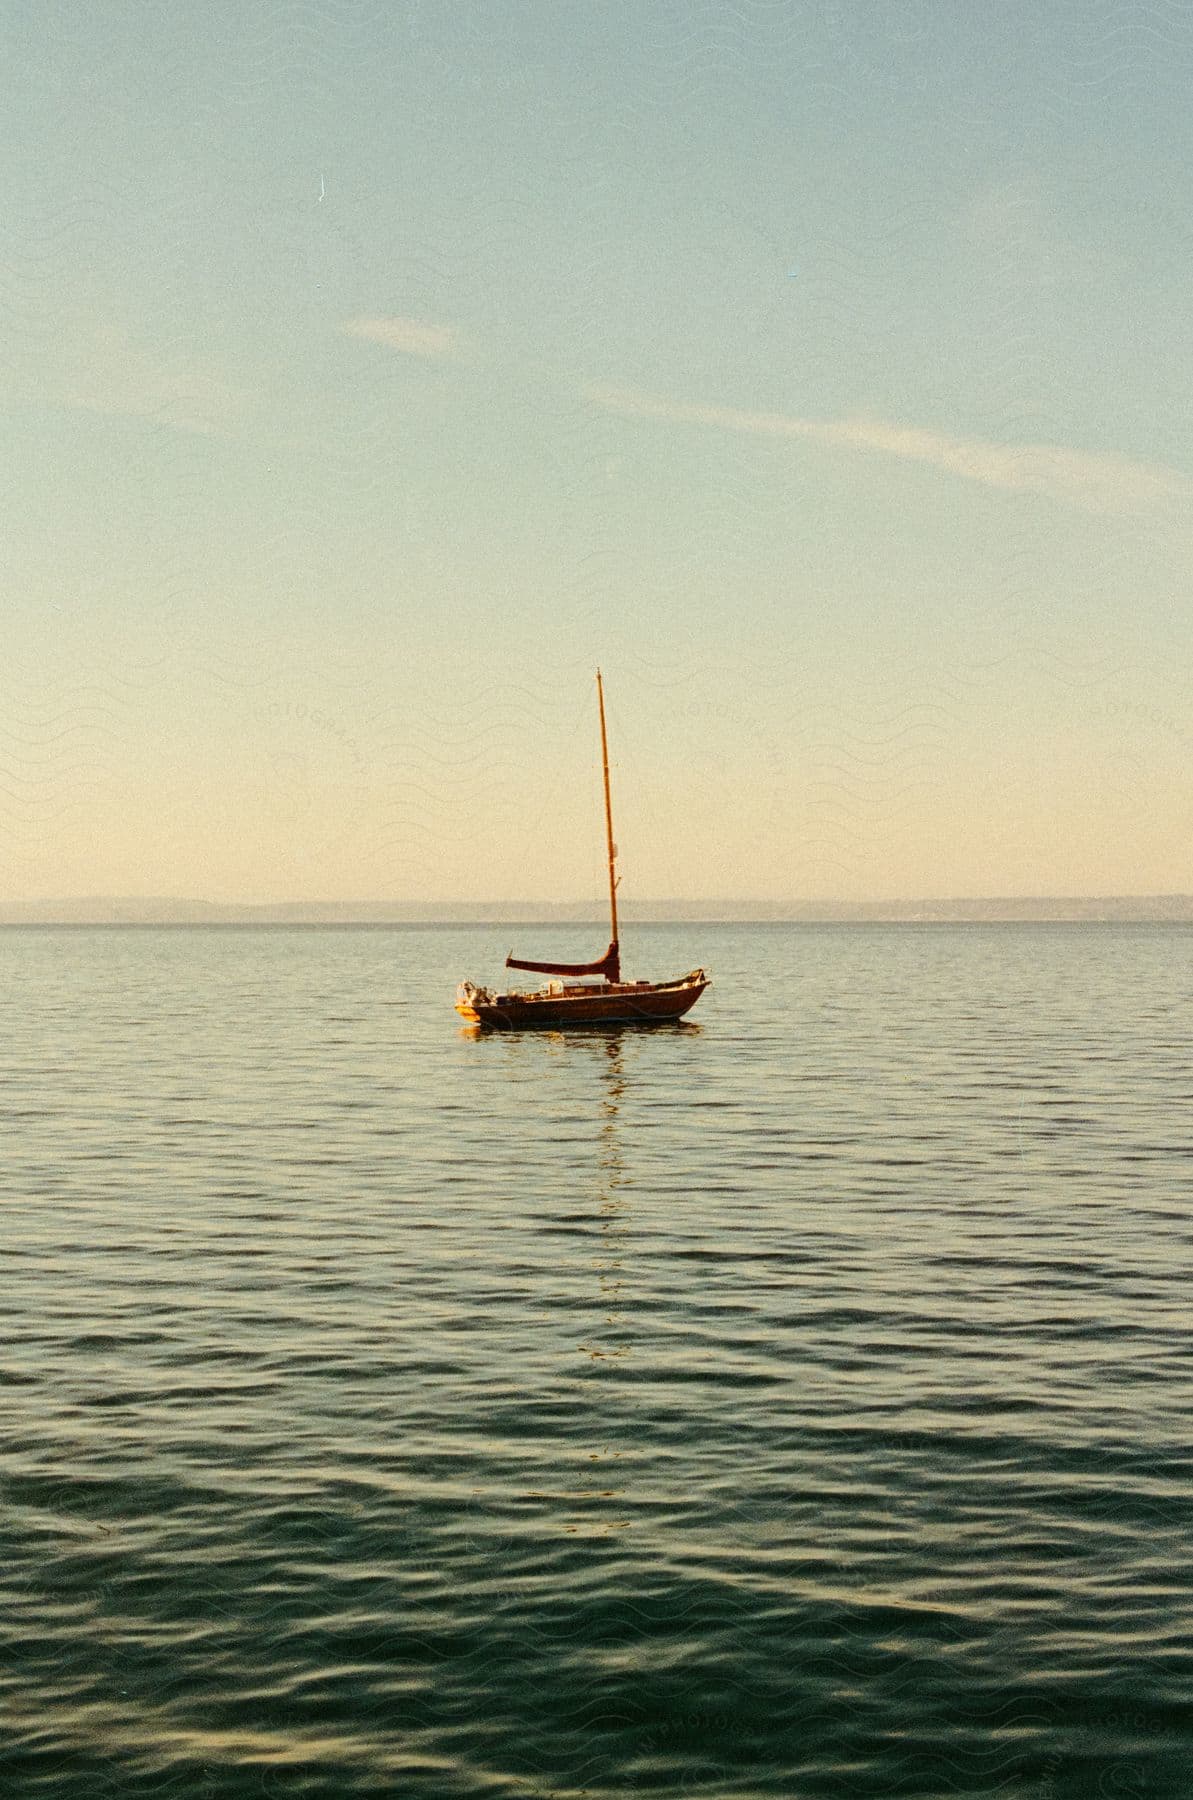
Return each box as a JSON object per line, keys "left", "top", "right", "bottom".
{"left": 3, "top": 895, "right": 1193, "bottom": 924}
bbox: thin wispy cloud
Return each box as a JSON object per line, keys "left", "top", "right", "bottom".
{"left": 51, "top": 327, "right": 246, "bottom": 436}
{"left": 344, "top": 316, "right": 458, "bottom": 359}
{"left": 584, "top": 383, "right": 1193, "bottom": 517}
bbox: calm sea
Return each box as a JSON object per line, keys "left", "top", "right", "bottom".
{"left": 2, "top": 924, "right": 1190, "bottom": 1799}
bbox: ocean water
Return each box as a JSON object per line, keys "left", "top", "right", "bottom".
{"left": 2, "top": 922, "right": 1190, "bottom": 1799}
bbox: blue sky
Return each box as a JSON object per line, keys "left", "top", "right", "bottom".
{"left": 3, "top": 2, "right": 1191, "bottom": 902}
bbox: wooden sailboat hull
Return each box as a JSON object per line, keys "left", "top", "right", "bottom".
{"left": 456, "top": 972, "right": 708, "bottom": 1031}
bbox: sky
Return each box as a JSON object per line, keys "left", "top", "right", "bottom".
{"left": 3, "top": 0, "right": 1192, "bottom": 904}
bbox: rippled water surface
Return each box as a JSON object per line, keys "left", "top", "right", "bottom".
{"left": 2, "top": 923, "right": 1191, "bottom": 1798}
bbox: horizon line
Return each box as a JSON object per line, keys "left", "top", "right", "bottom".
{"left": 2, "top": 892, "right": 1192, "bottom": 923}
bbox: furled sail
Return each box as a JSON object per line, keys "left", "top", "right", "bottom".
{"left": 506, "top": 940, "right": 620, "bottom": 982}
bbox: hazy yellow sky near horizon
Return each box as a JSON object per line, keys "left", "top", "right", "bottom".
{"left": 5, "top": 5, "right": 1192, "bottom": 904}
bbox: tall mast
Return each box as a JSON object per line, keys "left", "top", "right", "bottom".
{"left": 596, "top": 669, "right": 619, "bottom": 973}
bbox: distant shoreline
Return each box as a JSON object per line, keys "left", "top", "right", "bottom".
{"left": 3, "top": 898, "right": 1193, "bottom": 926}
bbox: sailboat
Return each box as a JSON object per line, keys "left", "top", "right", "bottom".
{"left": 455, "top": 671, "right": 709, "bottom": 1029}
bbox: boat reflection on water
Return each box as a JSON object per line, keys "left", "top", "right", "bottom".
{"left": 456, "top": 1019, "right": 703, "bottom": 1047}
{"left": 571, "top": 1030, "right": 633, "bottom": 1538}
{"left": 460, "top": 1022, "right": 701, "bottom": 1538}
{"left": 587, "top": 1031, "right": 629, "bottom": 1359}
